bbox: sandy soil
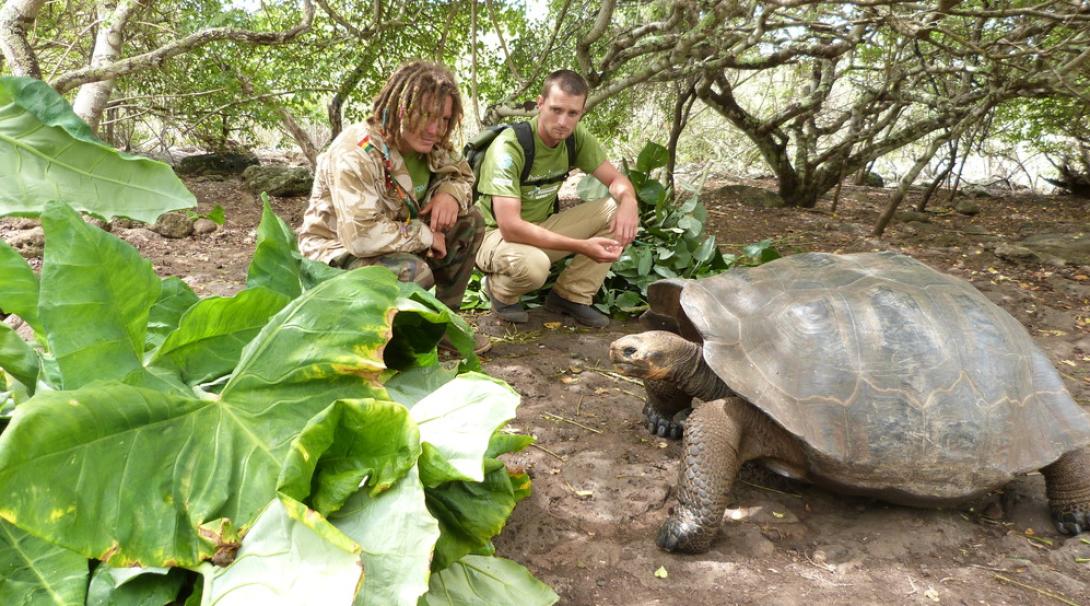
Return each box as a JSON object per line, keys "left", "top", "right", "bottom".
{"left": 3, "top": 174, "right": 1088, "bottom": 606}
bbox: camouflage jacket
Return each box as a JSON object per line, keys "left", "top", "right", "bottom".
{"left": 298, "top": 120, "right": 474, "bottom": 263}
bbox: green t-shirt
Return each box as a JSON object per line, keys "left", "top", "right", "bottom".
{"left": 475, "top": 117, "right": 608, "bottom": 228}
{"left": 402, "top": 151, "right": 432, "bottom": 201}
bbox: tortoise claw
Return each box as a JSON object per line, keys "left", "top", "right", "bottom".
{"left": 656, "top": 511, "right": 714, "bottom": 553}
{"left": 1052, "top": 509, "right": 1090, "bottom": 535}
{"left": 643, "top": 402, "right": 689, "bottom": 440}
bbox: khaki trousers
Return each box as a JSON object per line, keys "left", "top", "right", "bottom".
{"left": 475, "top": 197, "right": 617, "bottom": 305}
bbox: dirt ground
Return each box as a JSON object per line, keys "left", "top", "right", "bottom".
{"left": 4, "top": 174, "right": 1089, "bottom": 605}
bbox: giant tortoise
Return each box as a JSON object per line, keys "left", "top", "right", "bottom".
{"left": 609, "top": 252, "right": 1090, "bottom": 553}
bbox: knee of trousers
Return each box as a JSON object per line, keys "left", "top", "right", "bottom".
{"left": 500, "top": 247, "right": 552, "bottom": 292}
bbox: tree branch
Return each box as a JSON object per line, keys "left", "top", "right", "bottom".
{"left": 50, "top": 0, "right": 315, "bottom": 93}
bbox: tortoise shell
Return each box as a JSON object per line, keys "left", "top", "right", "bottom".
{"left": 649, "top": 252, "right": 1090, "bottom": 500}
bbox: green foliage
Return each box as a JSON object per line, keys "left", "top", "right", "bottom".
{"left": 0, "top": 77, "right": 195, "bottom": 222}
{"left": 594, "top": 141, "right": 780, "bottom": 316}
{"left": 0, "top": 113, "right": 553, "bottom": 604}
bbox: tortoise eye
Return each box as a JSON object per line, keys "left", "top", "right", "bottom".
{"left": 623, "top": 346, "right": 638, "bottom": 357}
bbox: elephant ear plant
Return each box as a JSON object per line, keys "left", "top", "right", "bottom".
{"left": 0, "top": 77, "right": 555, "bottom": 606}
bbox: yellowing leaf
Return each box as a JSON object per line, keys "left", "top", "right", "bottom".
{"left": 654, "top": 566, "right": 668, "bottom": 579}
{"left": 543, "top": 322, "right": 562, "bottom": 330}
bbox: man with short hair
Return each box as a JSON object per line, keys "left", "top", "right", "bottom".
{"left": 474, "top": 69, "right": 638, "bottom": 327}
{"left": 298, "top": 60, "right": 489, "bottom": 353}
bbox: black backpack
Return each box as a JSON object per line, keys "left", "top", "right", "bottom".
{"left": 463, "top": 121, "right": 577, "bottom": 206}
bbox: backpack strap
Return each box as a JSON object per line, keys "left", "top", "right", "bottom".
{"left": 511, "top": 121, "right": 536, "bottom": 184}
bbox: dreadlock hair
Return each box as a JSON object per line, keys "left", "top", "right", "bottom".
{"left": 541, "top": 69, "right": 589, "bottom": 102}
{"left": 372, "top": 60, "right": 464, "bottom": 152}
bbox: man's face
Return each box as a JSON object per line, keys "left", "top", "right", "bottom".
{"left": 536, "top": 86, "right": 586, "bottom": 146}
{"left": 400, "top": 94, "right": 453, "bottom": 154}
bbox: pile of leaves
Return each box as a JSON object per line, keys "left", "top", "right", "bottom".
{"left": 0, "top": 76, "right": 556, "bottom": 606}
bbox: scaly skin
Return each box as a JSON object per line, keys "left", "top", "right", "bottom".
{"left": 658, "top": 397, "right": 807, "bottom": 553}
{"left": 1043, "top": 447, "right": 1090, "bottom": 534}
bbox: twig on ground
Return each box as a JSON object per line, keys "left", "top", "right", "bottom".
{"left": 587, "top": 367, "right": 644, "bottom": 385}
{"left": 993, "top": 574, "right": 1080, "bottom": 606}
{"left": 530, "top": 443, "right": 565, "bottom": 461}
{"left": 543, "top": 412, "right": 602, "bottom": 434}
{"left": 739, "top": 479, "right": 803, "bottom": 499}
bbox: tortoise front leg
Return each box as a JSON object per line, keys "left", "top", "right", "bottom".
{"left": 657, "top": 398, "right": 742, "bottom": 553}
{"left": 644, "top": 379, "right": 692, "bottom": 440}
{"left": 1042, "top": 447, "right": 1090, "bottom": 534}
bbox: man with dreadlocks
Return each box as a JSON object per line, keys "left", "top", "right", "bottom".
{"left": 299, "top": 60, "right": 489, "bottom": 353}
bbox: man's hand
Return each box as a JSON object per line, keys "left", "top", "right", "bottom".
{"left": 581, "top": 236, "right": 622, "bottom": 264}
{"left": 610, "top": 199, "right": 639, "bottom": 246}
{"left": 421, "top": 192, "right": 459, "bottom": 233}
{"left": 428, "top": 231, "right": 447, "bottom": 259}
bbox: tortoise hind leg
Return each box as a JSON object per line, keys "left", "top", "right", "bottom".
{"left": 644, "top": 378, "right": 692, "bottom": 440}
{"left": 657, "top": 399, "right": 740, "bottom": 553}
{"left": 1042, "top": 448, "right": 1090, "bottom": 534}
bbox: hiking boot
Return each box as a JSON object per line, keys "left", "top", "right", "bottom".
{"left": 438, "top": 332, "right": 492, "bottom": 355}
{"left": 482, "top": 276, "right": 528, "bottom": 323}
{"left": 544, "top": 291, "right": 610, "bottom": 328}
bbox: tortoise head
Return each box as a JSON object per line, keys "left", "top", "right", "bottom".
{"left": 609, "top": 331, "right": 694, "bottom": 381}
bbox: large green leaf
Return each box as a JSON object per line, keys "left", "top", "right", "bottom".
{"left": 410, "top": 373, "right": 520, "bottom": 485}
{"left": 635, "top": 141, "right": 669, "bottom": 173}
{"left": 0, "top": 519, "right": 87, "bottom": 606}
{"left": 0, "top": 269, "right": 411, "bottom": 567}
{"left": 427, "top": 462, "right": 528, "bottom": 571}
{"left": 0, "top": 239, "right": 39, "bottom": 331}
{"left": 86, "top": 565, "right": 186, "bottom": 606}
{"left": 0, "top": 324, "right": 37, "bottom": 392}
{"left": 575, "top": 174, "right": 609, "bottom": 202}
{"left": 199, "top": 496, "right": 362, "bottom": 606}
{"left": 384, "top": 365, "right": 457, "bottom": 407}
{"left": 420, "top": 555, "right": 557, "bottom": 606}
{"left": 330, "top": 465, "right": 439, "bottom": 606}
{"left": 278, "top": 398, "right": 421, "bottom": 515}
{"left": 0, "top": 77, "right": 195, "bottom": 221}
{"left": 38, "top": 201, "right": 160, "bottom": 389}
{"left": 148, "top": 287, "right": 290, "bottom": 385}
{"left": 144, "top": 277, "right": 199, "bottom": 353}
{"left": 246, "top": 197, "right": 306, "bottom": 299}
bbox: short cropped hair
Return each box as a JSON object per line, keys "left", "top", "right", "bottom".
{"left": 372, "top": 60, "right": 464, "bottom": 151}
{"left": 541, "top": 69, "right": 589, "bottom": 100}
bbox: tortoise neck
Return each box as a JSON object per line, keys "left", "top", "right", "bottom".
{"left": 673, "top": 339, "right": 732, "bottom": 401}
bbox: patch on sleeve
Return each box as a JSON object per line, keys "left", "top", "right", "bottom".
{"left": 497, "top": 153, "right": 515, "bottom": 171}
{"left": 492, "top": 176, "right": 513, "bottom": 187}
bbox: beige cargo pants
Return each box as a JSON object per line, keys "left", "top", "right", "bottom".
{"left": 475, "top": 197, "right": 618, "bottom": 305}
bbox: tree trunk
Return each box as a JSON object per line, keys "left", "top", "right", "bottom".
{"left": 666, "top": 80, "right": 696, "bottom": 194}
{"left": 327, "top": 53, "right": 375, "bottom": 140}
{"left": 72, "top": 0, "right": 143, "bottom": 132}
{"left": 917, "top": 137, "right": 957, "bottom": 211}
{"left": 0, "top": 0, "right": 47, "bottom": 78}
{"left": 874, "top": 134, "right": 956, "bottom": 236}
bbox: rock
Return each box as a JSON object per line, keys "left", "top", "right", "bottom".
{"left": 175, "top": 151, "right": 259, "bottom": 176}
{"left": 961, "top": 184, "right": 994, "bottom": 198}
{"left": 994, "top": 243, "right": 1037, "bottom": 262}
{"left": 954, "top": 199, "right": 980, "bottom": 215}
{"left": 713, "top": 184, "right": 786, "bottom": 208}
{"left": 1018, "top": 232, "right": 1090, "bottom": 266}
{"left": 193, "top": 218, "right": 219, "bottom": 235}
{"left": 151, "top": 212, "right": 194, "bottom": 239}
{"left": 109, "top": 217, "right": 145, "bottom": 230}
{"left": 241, "top": 164, "right": 313, "bottom": 197}
{"left": 5, "top": 226, "right": 44, "bottom": 249}
{"left": 860, "top": 172, "right": 884, "bottom": 187}
{"left": 894, "top": 210, "right": 930, "bottom": 223}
